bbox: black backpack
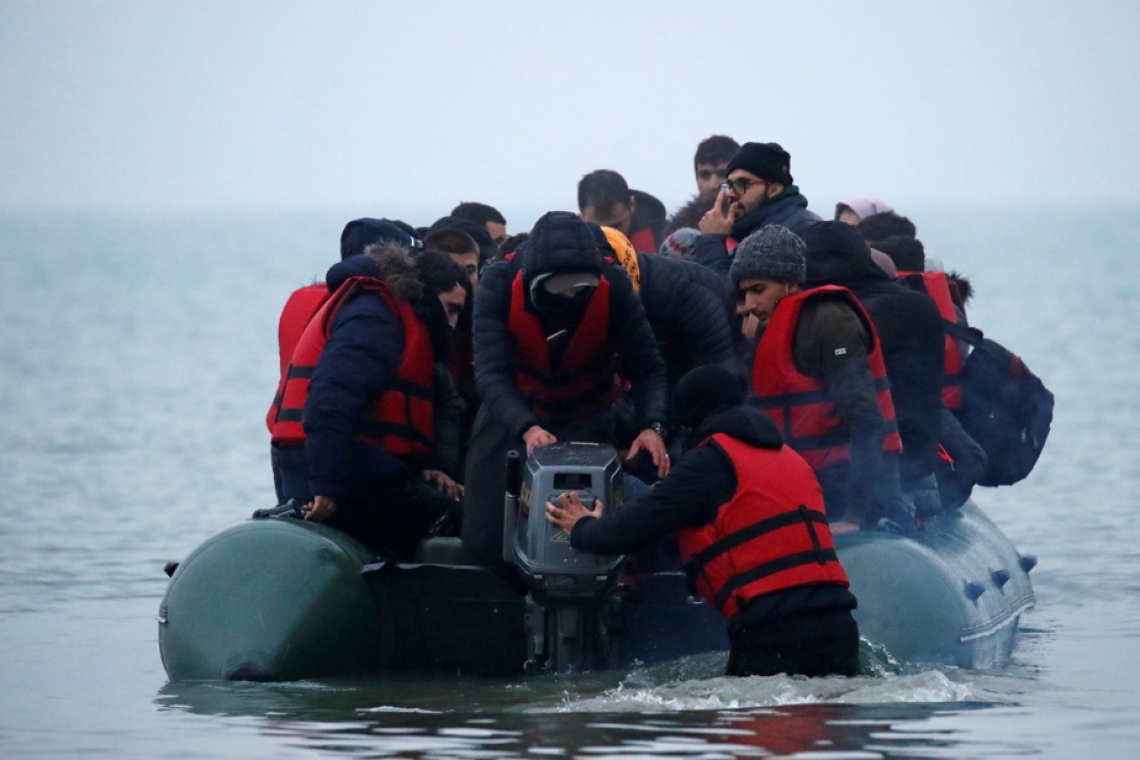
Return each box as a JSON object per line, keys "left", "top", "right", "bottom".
{"left": 945, "top": 322, "right": 1054, "bottom": 486}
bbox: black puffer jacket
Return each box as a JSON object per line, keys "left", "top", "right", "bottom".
{"left": 801, "top": 222, "right": 945, "bottom": 483}
{"left": 472, "top": 212, "right": 668, "bottom": 439}
{"left": 636, "top": 252, "right": 737, "bottom": 390}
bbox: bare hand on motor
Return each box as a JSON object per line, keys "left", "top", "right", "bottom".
{"left": 423, "top": 469, "right": 464, "bottom": 500}
{"left": 627, "top": 427, "right": 670, "bottom": 478}
{"left": 698, "top": 189, "right": 735, "bottom": 235}
{"left": 522, "top": 425, "right": 557, "bottom": 455}
{"left": 304, "top": 494, "right": 337, "bottom": 522}
{"left": 545, "top": 490, "right": 604, "bottom": 535}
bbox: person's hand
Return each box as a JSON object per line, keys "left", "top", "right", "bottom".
{"left": 829, "top": 520, "right": 860, "bottom": 536}
{"left": 545, "top": 491, "right": 604, "bottom": 535}
{"left": 627, "top": 427, "right": 670, "bottom": 478}
{"left": 423, "top": 469, "right": 464, "bottom": 500}
{"left": 522, "top": 425, "right": 557, "bottom": 455}
{"left": 698, "top": 190, "right": 735, "bottom": 235}
{"left": 304, "top": 494, "right": 337, "bottom": 522}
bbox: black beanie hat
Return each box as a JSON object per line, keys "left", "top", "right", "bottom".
{"left": 673, "top": 365, "right": 743, "bottom": 430}
{"left": 340, "top": 218, "right": 423, "bottom": 260}
{"left": 725, "top": 142, "right": 793, "bottom": 185}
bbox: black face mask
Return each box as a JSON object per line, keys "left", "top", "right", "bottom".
{"left": 533, "top": 286, "right": 594, "bottom": 326}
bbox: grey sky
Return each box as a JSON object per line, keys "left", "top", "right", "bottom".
{"left": 1, "top": 1, "right": 1137, "bottom": 227}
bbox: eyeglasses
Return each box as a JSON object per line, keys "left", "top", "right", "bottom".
{"left": 720, "top": 178, "right": 768, "bottom": 195}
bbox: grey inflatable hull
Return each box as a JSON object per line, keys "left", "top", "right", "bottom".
{"left": 158, "top": 501, "right": 1034, "bottom": 681}
{"left": 837, "top": 502, "right": 1036, "bottom": 669}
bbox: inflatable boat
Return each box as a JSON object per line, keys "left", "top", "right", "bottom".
{"left": 158, "top": 444, "right": 1036, "bottom": 681}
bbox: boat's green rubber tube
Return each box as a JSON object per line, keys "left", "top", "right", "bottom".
{"left": 158, "top": 518, "right": 390, "bottom": 681}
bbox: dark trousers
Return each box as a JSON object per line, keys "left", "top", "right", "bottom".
{"left": 273, "top": 443, "right": 455, "bottom": 561}
{"left": 725, "top": 608, "right": 860, "bottom": 678}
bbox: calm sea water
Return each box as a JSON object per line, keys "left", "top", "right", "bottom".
{"left": 2, "top": 207, "right": 1139, "bottom": 758}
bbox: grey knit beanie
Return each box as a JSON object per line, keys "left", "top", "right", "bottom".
{"left": 729, "top": 225, "right": 806, "bottom": 285}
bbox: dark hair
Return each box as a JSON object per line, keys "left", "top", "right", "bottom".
{"left": 423, "top": 228, "right": 479, "bottom": 256}
{"left": 499, "top": 232, "right": 529, "bottom": 257}
{"left": 857, "top": 211, "right": 917, "bottom": 245}
{"left": 414, "top": 249, "right": 469, "bottom": 297}
{"left": 694, "top": 135, "right": 739, "bottom": 171}
{"left": 666, "top": 191, "right": 718, "bottom": 234}
{"left": 450, "top": 201, "right": 506, "bottom": 227}
{"left": 577, "top": 169, "right": 630, "bottom": 215}
{"left": 873, "top": 235, "right": 926, "bottom": 272}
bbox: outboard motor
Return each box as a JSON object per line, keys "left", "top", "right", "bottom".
{"left": 503, "top": 442, "right": 626, "bottom": 673}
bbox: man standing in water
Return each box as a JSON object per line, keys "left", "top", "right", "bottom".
{"left": 546, "top": 365, "right": 860, "bottom": 678}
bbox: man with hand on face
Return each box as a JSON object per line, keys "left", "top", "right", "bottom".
{"left": 546, "top": 365, "right": 860, "bottom": 679}
{"left": 462, "top": 211, "right": 670, "bottom": 580}
{"left": 693, "top": 142, "right": 820, "bottom": 275}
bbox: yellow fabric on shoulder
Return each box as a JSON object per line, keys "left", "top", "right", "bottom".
{"left": 600, "top": 226, "right": 640, "bottom": 291}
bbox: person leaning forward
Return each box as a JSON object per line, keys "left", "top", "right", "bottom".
{"left": 732, "top": 226, "right": 903, "bottom": 533}
{"left": 461, "top": 211, "right": 670, "bottom": 578}
{"left": 546, "top": 365, "right": 860, "bottom": 678}
{"left": 268, "top": 244, "right": 466, "bottom": 559}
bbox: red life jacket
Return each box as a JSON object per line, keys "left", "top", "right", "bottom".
{"left": 676, "top": 434, "right": 849, "bottom": 619}
{"left": 274, "top": 284, "right": 332, "bottom": 381}
{"left": 898, "top": 270, "right": 967, "bottom": 410}
{"left": 751, "top": 285, "right": 903, "bottom": 471}
{"left": 267, "top": 276, "right": 434, "bottom": 456}
{"left": 508, "top": 270, "right": 622, "bottom": 421}
{"left": 627, "top": 226, "right": 657, "bottom": 255}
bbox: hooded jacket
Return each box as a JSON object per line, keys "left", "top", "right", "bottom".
{"left": 570, "top": 405, "right": 856, "bottom": 631}
{"left": 472, "top": 212, "right": 668, "bottom": 438}
{"left": 285, "top": 253, "right": 432, "bottom": 499}
{"left": 801, "top": 223, "right": 945, "bottom": 484}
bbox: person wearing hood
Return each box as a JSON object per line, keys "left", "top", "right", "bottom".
{"left": 732, "top": 226, "right": 902, "bottom": 533}
{"left": 834, "top": 197, "right": 893, "bottom": 226}
{"left": 461, "top": 211, "right": 670, "bottom": 578}
{"left": 693, "top": 142, "right": 821, "bottom": 275}
{"left": 267, "top": 243, "right": 469, "bottom": 558}
{"left": 547, "top": 365, "right": 859, "bottom": 678}
{"left": 799, "top": 222, "right": 945, "bottom": 523}
{"left": 268, "top": 218, "right": 423, "bottom": 502}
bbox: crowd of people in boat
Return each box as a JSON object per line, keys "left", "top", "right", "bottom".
{"left": 264, "top": 135, "right": 998, "bottom": 677}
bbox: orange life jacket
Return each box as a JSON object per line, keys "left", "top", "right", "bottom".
{"left": 898, "top": 270, "right": 967, "bottom": 410}
{"left": 751, "top": 285, "right": 903, "bottom": 471}
{"left": 507, "top": 270, "right": 622, "bottom": 421}
{"left": 676, "top": 433, "right": 849, "bottom": 619}
{"left": 267, "top": 276, "right": 434, "bottom": 456}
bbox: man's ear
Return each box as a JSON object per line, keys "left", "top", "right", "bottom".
{"left": 628, "top": 195, "right": 638, "bottom": 215}
{"left": 767, "top": 182, "right": 785, "bottom": 199}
